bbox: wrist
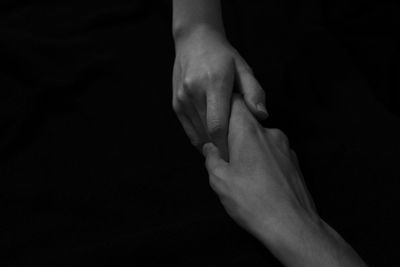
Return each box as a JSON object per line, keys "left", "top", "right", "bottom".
{"left": 257, "top": 206, "right": 323, "bottom": 250}
{"left": 257, "top": 209, "right": 367, "bottom": 267}
{"left": 172, "top": 0, "right": 226, "bottom": 43}
{"left": 173, "top": 23, "right": 227, "bottom": 47}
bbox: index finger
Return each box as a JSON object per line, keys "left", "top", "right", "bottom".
{"left": 206, "top": 88, "right": 231, "bottom": 162}
{"left": 228, "top": 93, "right": 262, "bottom": 163}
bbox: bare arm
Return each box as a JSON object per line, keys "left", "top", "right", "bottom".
{"left": 172, "top": 0, "right": 225, "bottom": 40}
{"left": 258, "top": 209, "right": 368, "bottom": 267}
{"left": 172, "top": 0, "right": 268, "bottom": 162}
{"left": 202, "top": 94, "right": 368, "bottom": 267}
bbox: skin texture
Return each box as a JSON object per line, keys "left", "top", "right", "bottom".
{"left": 202, "top": 93, "right": 318, "bottom": 239}
{"left": 202, "top": 94, "right": 368, "bottom": 267}
{"left": 173, "top": 2, "right": 368, "bottom": 266}
{"left": 172, "top": 0, "right": 268, "bottom": 162}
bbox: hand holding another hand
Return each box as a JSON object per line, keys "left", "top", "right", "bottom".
{"left": 202, "top": 94, "right": 318, "bottom": 242}
{"left": 173, "top": 26, "right": 268, "bottom": 161}
{"left": 202, "top": 94, "right": 368, "bottom": 267}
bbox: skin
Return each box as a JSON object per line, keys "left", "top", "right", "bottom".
{"left": 202, "top": 94, "right": 369, "bottom": 267}
{"left": 172, "top": 0, "right": 268, "bottom": 162}
{"left": 173, "top": 1, "right": 369, "bottom": 265}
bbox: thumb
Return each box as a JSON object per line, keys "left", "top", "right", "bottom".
{"left": 235, "top": 58, "right": 269, "bottom": 120}
{"left": 202, "top": 142, "right": 228, "bottom": 173}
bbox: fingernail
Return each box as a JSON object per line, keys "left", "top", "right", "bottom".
{"left": 256, "top": 103, "right": 268, "bottom": 115}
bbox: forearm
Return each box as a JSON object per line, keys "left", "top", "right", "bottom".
{"left": 258, "top": 210, "right": 368, "bottom": 267}
{"left": 172, "top": 0, "right": 226, "bottom": 41}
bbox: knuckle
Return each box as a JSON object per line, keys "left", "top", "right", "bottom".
{"left": 175, "top": 89, "right": 189, "bottom": 103}
{"left": 184, "top": 71, "right": 221, "bottom": 90}
{"left": 205, "top": 71, "right": 221, "bottom": 84}
{"left": 172, "top": 99, "right": 182, "bottom": 113}
{"left": 182, "top": 73, "right": 216, "bottom": 99}
{"left": 182, "top": 75, "right": 200, "bottom": 90}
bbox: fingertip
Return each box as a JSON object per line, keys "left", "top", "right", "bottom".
{"left": 202, "top": 143, "right": 210, "bottom": 156}
{"left": 240, "top": 96, "right": 264, "bottom": 118}
{"left": 245, "top": 98, "right": 268, "bottom": 120}
{"left": 202, "top": 142, "right": 214, "bottom": 157}
{"left": 256, "top": 103, "right": 268, "bottom": 114}
{"left": 256, "top": 103, "right": 269, "bottom": 120}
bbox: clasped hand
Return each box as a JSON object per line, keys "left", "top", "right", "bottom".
{"left": 202, "top": 94, "right": 319, "bottom": 244}
{"left": 172, "top": 26, "right": 268, "bottom": 161}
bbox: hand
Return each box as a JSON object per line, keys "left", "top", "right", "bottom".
{"left": 173, "top": 26, "right": 268, "bottom": 161}
{"left": 202, "top": 93, "right": 318, "bottom": 241}
{"left": 203, "top": 95, "right": 370, "bottom": 267}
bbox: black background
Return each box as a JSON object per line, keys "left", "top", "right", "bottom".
{"left": 1, "top": 0, "right": 399, "bottom": 266}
